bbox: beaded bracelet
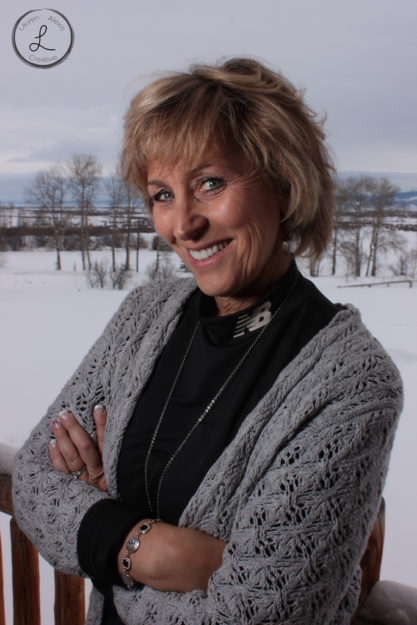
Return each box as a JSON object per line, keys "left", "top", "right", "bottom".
{"left": 121, "top": 519, "right": 160, "bottom": 589}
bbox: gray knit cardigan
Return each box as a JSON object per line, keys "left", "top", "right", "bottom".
{"left": 13, "top": 277, "right": 403, "bottom": 625}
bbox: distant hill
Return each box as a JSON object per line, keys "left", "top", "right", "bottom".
{"left": 1, "top": 170, "right": 417, "bottom": 205}
{"left": 339, "top": 171, "right": 417, "bottom": 193}
{"left": 396, "top": 190, "right": 417, "bottom": 208}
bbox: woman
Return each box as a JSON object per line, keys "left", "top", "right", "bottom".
{"left": 13, "top": 58, "right": 402, "bottom": 625}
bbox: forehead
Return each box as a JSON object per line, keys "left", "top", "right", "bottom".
{"left": 146, "top": 140, "right": 248, "bottom": 183}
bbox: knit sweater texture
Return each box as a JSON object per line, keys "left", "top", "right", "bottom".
{"left": 12, "top": 277, "right": 403, "bottom": 625}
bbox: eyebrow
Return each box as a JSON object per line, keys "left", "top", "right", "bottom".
{"left": 147, "top": 163, "right": 218, "bottom": 187}
{"left": 189, "top": 162, "right": 214, "bottom": 175}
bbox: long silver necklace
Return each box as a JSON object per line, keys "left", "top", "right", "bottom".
{"left": 144, "top": 273, "right": 298, "bottom": 518}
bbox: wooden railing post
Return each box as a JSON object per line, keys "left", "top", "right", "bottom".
{"left": 1, "top": 467, "right": 86, "bottom": 625}
{"left": 351, "top": 498, "right": 386, "bottom": 624}
{"left": 358, "top": 498, "right": 385, "bottom": 605}
{"left": 54, "top": 570, "right": 85, "bottom": 625}
{"left": 0, "top": 535, "right": 5, "bottom": 625}
{"left": 0, "top": 476, "right": 13, "bottom": 517}
{"left": 10, "top": 517, "right": 40, "bottom": 625}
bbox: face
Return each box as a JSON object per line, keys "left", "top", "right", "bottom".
{"left": 147, "top": 142, "right": 291, "bottom": 316}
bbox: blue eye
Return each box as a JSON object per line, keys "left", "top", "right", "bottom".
{"left": 199, "top": 177, "right": 224, "bottom": 193}
{"left": 153, "top": 189, "right": 173, "bottom": 203}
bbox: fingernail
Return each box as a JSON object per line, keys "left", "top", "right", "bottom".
{"left": 49, "top": 439, "right": 57, "bottom": 447}
{"left": 60, "top": 412, "right": 69, "bottom": 421}
{"left": 53, "top": 419, "right": 61, "bottom": 428}
{"left": 94, "top": 404, "right": 106, "bottom": 414}
{"left": 58, "top": 409, "right": 67, "bottom": 417}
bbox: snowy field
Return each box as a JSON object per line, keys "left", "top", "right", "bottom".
{"left": 0, "top": 249, "right": 416, "bottom": 623}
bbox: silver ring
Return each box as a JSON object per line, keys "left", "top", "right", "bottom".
{"left": 71, "top": 467, "right": 86, "bottom": 480}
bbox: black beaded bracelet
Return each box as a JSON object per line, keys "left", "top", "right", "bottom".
{"left": 120, "top": 519, "right": 159, "bottom": 589}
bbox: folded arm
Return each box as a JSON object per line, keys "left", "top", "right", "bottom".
{"left": 118, "top": 520, "right": 225, "bottom": 592}
{"left": 112, "top": 379, "right": 402, "bottom": 625}
{"left": 49, "top": 406, "right": 226, "bottom": 591}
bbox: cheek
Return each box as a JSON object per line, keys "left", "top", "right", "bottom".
{"left": 243, "top": 214, "right": 281, "bottom": 264}
{"left": 242, "top": 218, "right": 272, "bottom": 248}
{"left": 153, "top": 212, "right": 172, "bottom": 244}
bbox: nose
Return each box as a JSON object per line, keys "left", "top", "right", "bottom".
{"left": 173, "top": 196, "right": 209, "bottom": 242}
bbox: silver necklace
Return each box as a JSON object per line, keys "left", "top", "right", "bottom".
{"left": 144, "top": 273, "right": 298, "bottom": 518}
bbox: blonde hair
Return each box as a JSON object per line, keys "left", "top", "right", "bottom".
{"left": 121, "top": 58, "right": 335, "bottom": 259}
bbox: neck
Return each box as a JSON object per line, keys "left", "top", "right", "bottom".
{"left": 214, "top": 254, "right": 292, "bottom": 317}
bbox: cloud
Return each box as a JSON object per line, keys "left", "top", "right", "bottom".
{"left": 0, "top": 105, "right": 122, "bottom": 173}
{"left": 2, "top": 0, "right": 416, "bottom": 174}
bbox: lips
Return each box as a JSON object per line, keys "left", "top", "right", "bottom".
{"left": 188, "top": 240, "right": 230, "bottom": 261}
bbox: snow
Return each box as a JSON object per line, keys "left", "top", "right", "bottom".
{"left": 1, "top": 250, "right": 416, "bottom": 623}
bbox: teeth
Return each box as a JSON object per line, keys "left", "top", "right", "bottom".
{"left": 189, "top": 241, "right": 229, "bottom": 260}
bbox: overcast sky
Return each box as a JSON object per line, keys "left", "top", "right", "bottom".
{"left": 1, "top": 0, "right": 416, "bottom": 181}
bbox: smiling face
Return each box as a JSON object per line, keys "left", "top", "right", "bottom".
{"left": 148, "top": 141, "right": 291, "bottom": 316}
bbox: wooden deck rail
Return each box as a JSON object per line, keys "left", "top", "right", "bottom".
{"left": 0, "top": 471, "right": 85, "bottom": 625}
{"left": 338, "top": 278, "right": 414, "bottom": 289}
{"left": 3, "top": 441, "right": 413, "bottom": 625}
{"left": 1, "top": 469, "right": 384, "bottom": 625}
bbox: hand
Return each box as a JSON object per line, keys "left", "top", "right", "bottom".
{"left": 117, "top": 520, "right": 226, "bottom": 592}
{"left": 49, "top": 405, "right": 108, "bottom": 492}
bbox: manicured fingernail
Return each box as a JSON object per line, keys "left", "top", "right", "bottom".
{"left": 60, "top": 412, "right": 69, "bottom": 421}
{"left": 94, "top": 404, "right": 106, "bottom": 414}
{"left": 53, "top": 419, "right": 61, "bottom": 428}
{"left": 49, "top": 439, "right": 57, "bottom": 447}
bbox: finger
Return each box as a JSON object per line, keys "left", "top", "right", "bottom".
{"left": 58, "top": 411, "right": 103, "bottom": 478}
{"left": 51, "top": 417, "right": 86, "bottom": 473}
{"left": 49, "top": 439, "right": 70, "bottom": 474}
{"left": 93, "top": 404, "right": 107, "bottom": 455}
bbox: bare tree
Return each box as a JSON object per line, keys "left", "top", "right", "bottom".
{"left": 123, "top": 184, "right": 138, "bottom": 271}
{"left": 134, "top": 232, "right": 149, "bottom": 273}
{"left": 135, "top": 227, "right": 142, "bottom": 273}
{"left": 331, "top": 181, "right": 353, "bottom": 275}
{"left": 0, "top": 202, "right": 14, "bottom": 229}
{"left": 105, "top": 170, "right": 125, "bottom": 273}
{"left": 104, "top": 169, "right": 148, "bottom": 272}
{"left": 146, "top": 247, "right": 175, "bottom": 282}
{"left": 390, "top": 246, "right": 417, "bottom": 279}
{"left": 25, "top": 166, "right": 68, "bottom": 269}
{"left": 87, "top": 259, "right": 108, "bottom": 288}
{"left": 134, "top": 207, "right": 153, "bottom": 273}
{"left": 365, "top": 178, "right": 399, "bottom": 277}
{"left": 308, "top": 257, "right": 321, "bottom": 277}
{"left": 0, "top": 202, "right": 9, "bottom": 251}
{"left": 338, "top": 177, "right": 374, "bottom": 277}
{"left": 120, "top": 183, "right": 149, "bottom": 272}
{"left": 67, "top": 154, "right": 102, "bottom": 271}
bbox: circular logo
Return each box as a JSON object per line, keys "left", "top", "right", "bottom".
{"left": 12, "top": 9, "right": 73, "bottom": 69}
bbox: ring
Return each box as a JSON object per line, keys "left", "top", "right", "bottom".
{"left": 71, "top": 467, "right": 86, "bottom": 480}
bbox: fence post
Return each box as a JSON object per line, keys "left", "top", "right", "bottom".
{"left": 54, "top": 570, "right": 85, "bottom": 625}
{"left": 10, "top": 517, "right": 40, "bottom": 625}
{"left": 0, "top": 535, "right": 5, "bottom": 625}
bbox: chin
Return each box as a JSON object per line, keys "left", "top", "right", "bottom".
{"left": 193, "top": 278, "right": 233, "bottom": 298}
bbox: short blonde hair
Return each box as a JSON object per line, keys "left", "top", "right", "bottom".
{"left": 121, "top": 58, "right": 335, "bottom": 259}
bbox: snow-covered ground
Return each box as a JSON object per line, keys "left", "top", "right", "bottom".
{"left": 1, "top": 250, "right": 416, "bottom": 623}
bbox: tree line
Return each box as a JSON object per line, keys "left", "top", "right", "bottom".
{"left": 1, "top": 156, "right": 416, "bottom": 279}
{"left": 0, "top": 153, "right": 153, "bottom": 273}
{"left": 317, "top": 176, "right": 416, "bottom": 278}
